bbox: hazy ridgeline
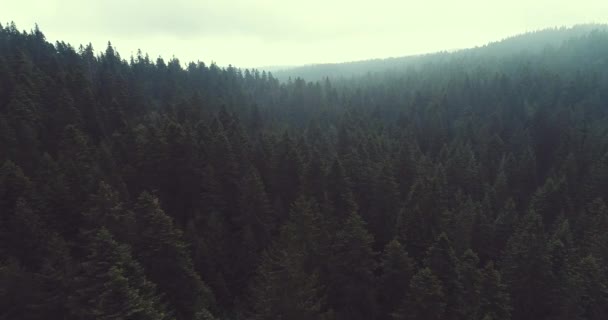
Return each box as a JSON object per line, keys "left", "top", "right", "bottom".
{"left": 274, "top": 24, "right": 608, "bottom": 81}
{"left": 2, "top": 22, "right": 608, "bottom": 320}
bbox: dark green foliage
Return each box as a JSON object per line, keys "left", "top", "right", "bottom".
{"left": 479, "top": 262, "right": 511, "bottom": 320}
{"left": 0, "top": 258, "right": 67, "bottom": 320}
{"left": 133, "top": 192, "right": 216, "bottom": 320}
{"left": 501, "top": 212, "right": 554, "bottom": 320}
{"left": 576, "top": 199, "right": 608, "bottom": 262}
{"left": 531, "top": 176, "right": 569, "bottom": 227}
{"left": 0, "top": 200, "right": 72, "bottom": 320}
{"left": 271, "top": 133, "right": 303, "bottom": 214}
{"left": 0, "top": 160, "right": 32, "bottom": 213}
{"left": 366, "top": 163, "right": 402, "bottom": 247}
{"left": 68, "top": 228, "right": 170, "bottom": 320}
{"left": 394, "top": 267, "right": 446, "bottom": 320}
{"left": 459, "top": 250, "right": 481, "bottom": 320}
{"left": 81, "top": 181, "right": 135, "bottom": 242}
{"left": 326, "top": 159, "right": 358, "bottom": 220}
{"left": 327, "top": 212, "right": 377, "bottom": 320}
{"left": 233, "top": 165, "right": 274, "bottom": 289}
{"left": 249, "top": 197, "right": 331, "bottom": 320}
{"left": 424, "top": 233, "right": 464, "bottom": 320}
{"left": 493, "top": 199, "right": 519, "bottom": 256}
{"left": 3, "top": 23, "right": 608, "bottom": 320}
{"left": 379, "top": 239, "right": 415, "bottom": 320}
{"left": 564, "top": 255, "right": 608, "bottom": 320}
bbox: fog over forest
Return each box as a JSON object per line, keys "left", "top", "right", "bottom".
{"left": 2, "top": 2, "right": 608, "bottom": 320}
{"left": 4, "top": 0, "right": 608, "bottom": 66}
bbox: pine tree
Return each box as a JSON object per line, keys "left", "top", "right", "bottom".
{"left": 395, "top": 140, "right": 420, "bottom": 199}
{"left": 271, "top": 133, "right": 303, "bottom": 214}
{"left": 379, "top": 238, "right": 415, "bottom": 320}
{"left": 6, "top": 198, "right": 48, "bottom": 269}
{"left": 161, "top": 120, "right": 203, "bottom": 225}
{"left": 81, "top": 181, "right": 135, "bottom": 242}
{"left": 327, "top": 211, "right": 377, "bottom": 320}
{"left": 471, "top": 208, "right": 496, "bottom": 263}
{"left": 501, "top": 211, "right": 554, "bottom": 320}
{"left": 459, "top": 250, "right": 481, "bottom": 320}
{"left": 0, "top": 161, "right": 33, "bottom": 260}
{"left": 367, "top": 163, "right": 402, "bottom": 247}
{"left": 68, "top": 228, "right": 170, "bottom": 320}
{"left": 249, "top": 197, "right": 331, "bottom": 320}
{"left": 423, "top": 233, "right": 464, "bottom": 320}
{"left": 0, "top": 160, "right": 32, "bottom": 213}
{"left": 398, "top": 205, "right": 435, "bottom": 260}
{"left": 57, "top": 124, "right": 100, "bottom": 219}
{"left": 0, "top": 200, "right": 72, "bottom": 320}
{"left": 492, "top": 161, "right": 509, "bottom": 211}
{"left": 208, "top": 128, "right": 240, "bottom": 222}
{"left": 251, "top": 248, "right": 329, "bottom": 320}
{"left": 493, "top": 198, "right": 519, "bottom": 255}
{"left": 441, "top": 194, "right": 478, "bottom": 254}
{"left": 505, "top": 148, "right": 537, "bottom": 207}
{"left": 0, "top": 114, "right": 17, "bottom": 162}
{"left": 133, "top": 192, "right": 216, "bottom": 320}
{"left": 326, "top": 159, "right": 358, "bottom": 220}
{"left": 478, "top": 262, "right": 511, "bottom": 320}
{"left": 231, "top": 165, "right": 274, "bottom": 297}
{"left": 302, "top": 148, "right": 327, "bottom": 204}
{"left": 402, "top": 167, "right": 448, "bottom": 259}
{"left": 576, "top": 198, "right": 608, "bottom": 263}
{"left": 393, "top": 267, "right": 445, "bottom": 320}
{"left": 548, "top": 218, "right": 577, "bottom": 316}
{"left": 444, "top": 142, "right": 482, "bottom": 200}
{"left": 530, "top": 176, "right": 569, "bottom": 228}
{"left": 0, "top": 258, "right": 53, "bottom": 320}
{"left": 583, "top": 151, "right": 608, "bottom": 204}
{"left": 566, "top": 255, "right": 608, "bottom": 320}
{"left": 193, "top": 164, "right": 232, "bottom": 310}
{"left": 32, "top": 153, "right": 74, "bottom": 233}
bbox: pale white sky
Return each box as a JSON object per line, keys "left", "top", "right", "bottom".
{"left": 3, "top": 0, "right": 608, "bottom": 68}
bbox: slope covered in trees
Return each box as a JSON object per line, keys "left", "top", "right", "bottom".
{"left": 273, "top": 24, "right": 608, "bottom": 81}
{"left": 2, "top": 22, "right": 608, "bottom": 320}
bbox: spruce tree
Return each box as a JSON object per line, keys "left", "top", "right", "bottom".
{"left": 459, "top": 250, "right": 481, "bottom": 320}
{"left": 393, "top": 267, "right": 445, "bottom": 320}
{"left": 379, "top": 238, "right": 415, "bottom": 320}
{"left": 327, "top": 211, "right": 377, "bottom": 320}
{"left": 479, "top": 262, "right": 511, "bottom": 320}
{"left": 567, "top": 255, "right": 608, "bottom": 320}
{"left": 133, "top": 192, "right": 216, "bottom": 320}
{"left": 68, "top": 228, "right": 170, "bottom": 320}
{"left": 249, "top": 197, "right": 330, "bottom": 320}
{"left": 424, "top": 233, "right": 464, "bottom": 320}
{"left": 326, "top": 159, "right": 358, "bottom": 220}
{"left": 501, "top": 211, "right": 554, "bottom": 320}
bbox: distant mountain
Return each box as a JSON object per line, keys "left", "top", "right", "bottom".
{"left": 272, "top": 24, "right": 608, "bottom": 82}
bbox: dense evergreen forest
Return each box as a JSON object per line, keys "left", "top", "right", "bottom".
{"left": 273, "top": 24, "right": 608, "bottom": 81}
{"left": 1, "top": 22, "right": 608, "bottom": 320}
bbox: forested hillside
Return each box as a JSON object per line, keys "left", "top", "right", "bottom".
{"left": 273, "top": 24, "right": 608, "bottom": 81}
{"left": 2, "top": 22, "right": 608, "bottom": 320}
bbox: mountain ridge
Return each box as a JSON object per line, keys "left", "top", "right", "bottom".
{"left": 271, "top": 24, "right": 608, "bottom": 81}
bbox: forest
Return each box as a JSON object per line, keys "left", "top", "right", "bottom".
{"left": 1, "top": 22, "right": 608, "bottom": 320}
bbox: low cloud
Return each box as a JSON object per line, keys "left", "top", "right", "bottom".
{"left": 4, "top": 0, "right": 608, "bottom": 67}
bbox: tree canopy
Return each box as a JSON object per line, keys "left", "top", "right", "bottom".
{"left": 2, "top": 22, "right": 608, "bottom": 319}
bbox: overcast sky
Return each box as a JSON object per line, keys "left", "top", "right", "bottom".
{"left": 3, "top": 0, "right": 608, "bottom": 68}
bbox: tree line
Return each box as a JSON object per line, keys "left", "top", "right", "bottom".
{"left": 1, "top": 22, "right": 608, "bottom": 320}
